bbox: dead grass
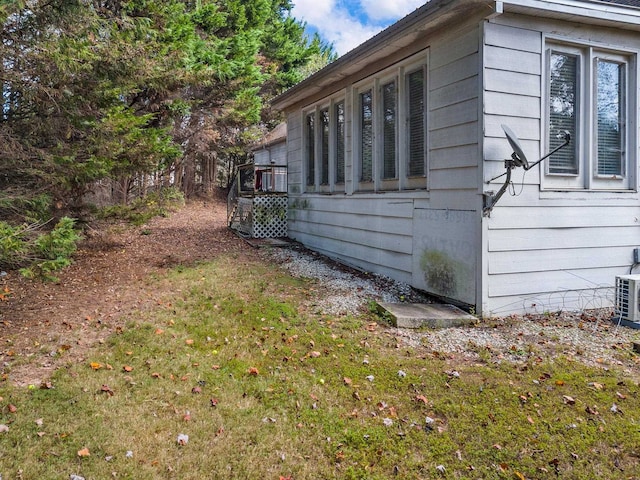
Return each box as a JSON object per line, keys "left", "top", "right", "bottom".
{"left": 1, "top": 255, "right": 640, "bottom": 479}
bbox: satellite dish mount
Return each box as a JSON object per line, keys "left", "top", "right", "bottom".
{"left": 483, "top": 125, "right": 570, "bottom": 216}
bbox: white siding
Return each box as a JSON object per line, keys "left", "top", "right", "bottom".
{"left": 286, "top": 19, "right": 484, "bottom": 306}
{"left": 482, "top": 17, "right": 640, "bottom": 316}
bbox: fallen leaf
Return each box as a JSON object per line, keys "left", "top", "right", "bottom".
{"left": 100, "top": 385, "right": 114, "bottom": 396}
{"left": 562, "top": 395, "right": 576, "bottom": 405}
{"left": 585, "top": 405, "right": 599, "bottom": 415}
{"left": 588, "top": 382, "right": 604, "bottom": 390}
{"left": 514, "top": 471, "right": 526, "bottom": 480}
{"left": 122, "top": 365, "right": 133, "bottom": 372}
{"left": 555, "top": 380, "right": 565, "bottom": 386}
{"left": 0, "top": 424, "right": 9, "bottom": 433}
{"left": 155, "top": 329, "right": 164, "bottom": 335}
{"left": 177, "top": 433, "right": 189, "bottom": 445}
{"left": 211, "top": 365, "right": 221, "bottom": 370}
{"left": 616, "top": 391, "right": 627, "bottom": 400}
{"left": 343, "top": 377, "right": 352, "bottom": 386}
{"left": 248, "top": 367, "right": 259, "bottom": 376}
{"left": 185, "top": 339, "right": 194, "bottom": 345}
{"left": 90, "top": 362, "right": 103, "bottom": 370}
{"left": 210, "top": 398, "right": 218, "bottom": 407}
{"left": 77, "top": 447, "right": 90, "bottom": 457}
{"left": 415, "top": 394, "right": 429, "bottom": 404}
{"left": 191, "top": 386, "right": 202, "bottom": 394}
{"left": 309, "top": 351, "right": 321, "bottom": 358}
{"left": 7, "top": 404, "right": 17, "bottom": 413}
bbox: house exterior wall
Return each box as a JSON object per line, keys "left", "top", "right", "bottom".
{"left": 481, "top": 15, "right": 640, "bottom": 315}
{"left": 286, "top": 16, "right": 485, "bottom": 305}
{"left": 254, "top": 142, "right": 287, "bottom": 166}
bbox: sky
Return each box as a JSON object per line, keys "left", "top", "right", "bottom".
{"left": 290, "top": 0, "right": 426, "bottom": 56}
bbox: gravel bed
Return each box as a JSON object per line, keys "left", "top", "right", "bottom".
{"left": 266, "top": 246, "right": 640, "bottom": 379}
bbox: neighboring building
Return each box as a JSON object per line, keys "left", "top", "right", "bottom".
{"left": 271, "top": 0, "right": 640, "bottom": 316}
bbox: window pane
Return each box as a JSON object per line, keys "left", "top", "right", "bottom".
{"left": 320, "top": 108, "right": 329, "bottom": 185}
{"left": 335, "top": 101, "right": 345, "bottom": 184}
{"left": 305, "top": 113, "right": 315, "bottom": 186}
{"left": 407, "top": 70, "right": 425, "bottom": 176}
{"left": 549, "top": 52, "right": 578, "bottom": 174}
{"left": 597, "top": 59, "right": 624, "bottom": 176}
{"left": 360, "top": 90, "right": 373, "bottom": 182}
{"left": 382, "top": 81, "right": 396, "bottom": 179}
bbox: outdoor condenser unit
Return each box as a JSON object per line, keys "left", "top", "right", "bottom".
{"left": 615, "top": 275, "right": 640, "bottom": 324}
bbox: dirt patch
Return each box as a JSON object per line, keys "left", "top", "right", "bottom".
{"left": 0, "top": 192, "right": 259, "bottom": 386}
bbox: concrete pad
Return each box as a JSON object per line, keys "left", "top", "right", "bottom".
{"left": 376, "top": 302, "right": 477, "bottom": 329}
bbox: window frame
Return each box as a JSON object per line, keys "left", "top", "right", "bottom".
{"left": 303, "top": 96, "right": 346, "bottom": 193}
{"left": 543, "top": 40, "right": 637, "bottom": 191}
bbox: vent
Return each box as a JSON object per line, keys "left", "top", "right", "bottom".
{"left": 615, "top": 275, "right": 640, "bottom": 323}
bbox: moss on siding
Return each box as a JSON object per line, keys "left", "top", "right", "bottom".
{"left": 420, "top": 249, "right": 466, "bottom": 297}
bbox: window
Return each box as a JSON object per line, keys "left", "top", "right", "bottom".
{"left": 360, "top": 89, "right": 373, "bottom": 183}
{"left": 302, "top": 50, "right": 428, "bottom": 194}
{"left": 303, "top": 99, "right": 345, "bottom": 192}
{"left": 305, "top": 113, "right": 315, "bottom": 188}
{"left": 382, "top": 81, "right": 397, "bottom": 180}
{"left": 407, "top": 68, "right": 426, "bottom": 178}
{"left": 546, "top": 43, "right": 634, "bottom": 190}
{"left": 320, "top": 108, "right": 330, "bottom": 185}
{"left": 335, "top": 101, "right": 345, "bottom": 184}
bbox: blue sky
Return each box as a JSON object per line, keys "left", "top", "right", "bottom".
{"left": 291, "top": 0, "right": 426, "bottom": 56}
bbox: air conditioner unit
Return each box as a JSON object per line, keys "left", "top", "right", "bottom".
{"left": 615, "top": 275, "right": 640, "bottom": 324}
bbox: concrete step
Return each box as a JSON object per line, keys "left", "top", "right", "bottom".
{"left": 376, "top": 302, "right": 477, "bottom": 329}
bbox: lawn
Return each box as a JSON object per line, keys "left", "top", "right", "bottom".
{"left": 1, "top": 254, "right": 639, "bottom": 479}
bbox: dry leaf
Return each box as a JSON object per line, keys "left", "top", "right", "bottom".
{"left": 562, "top": 395, "right": 576, "bottom": 405}
{"left": 185, "top": 339, "right": 194, "bottom": 345}
{"left": 122, "top": 365, "right": 133, "bottom": 372}
{"left": 90, "top": 362, "right": 102, "bottom": 370}
{"left": 248, "top": 367, "right": 259, "bottom": 376}
{"left": 309, "top": 351, "right": 321, "bottom": 358}
{"left": 77, "top": 447, "right": 90, "bottom": 457}
{"left": 100, "top": 385, "right": 115, "bottom": 396}
{"left": 415, "top": 394, "right": 429, "bottom": 404}
{"left": 343, "top": 377, "right": 352, "bottom": 386}
{"left": 155, "top": 329, "right": 164, "bottom": 335}
{"left": 7, "top": 404, "right": 17, "bottom": 413}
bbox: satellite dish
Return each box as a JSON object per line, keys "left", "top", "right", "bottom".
{"left": 501, "top": 124, "right": 529, "bottom": 169}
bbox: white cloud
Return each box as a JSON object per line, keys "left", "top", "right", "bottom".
{"left": 291, "top": 0, "right": 336, "bottom": 25}
{"left": 291, "top": 0, "right": 425, "bottom": 55}
{"left": 360, "top": 0, "right": 425, "bottom": 22}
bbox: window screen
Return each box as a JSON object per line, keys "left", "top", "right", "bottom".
{"left": 305, "top": 113, "right": 315, "bottom": 186}
{"left": 549, "top": 52, "right": 578, "bottom": 174}
{"left": 407, "top": 70, "right": 425, "bottom": 177}
{"left": 382, "top": 81, "right": 397, "bottom": 179}
{"left": 320, "top": 108, "right": 329, "bottom": 185}
{"left": 335, "top": 101, "right": 345, "bottom": 184}
{"left": 360, "top": 90, "right": 373, "bottom": 182}
{"left": 596, "top": 59, "right": 624, "bottom": 176}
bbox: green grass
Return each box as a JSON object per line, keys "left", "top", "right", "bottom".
{"left": 1, "top": 255, "right": 639, "bottom": 479}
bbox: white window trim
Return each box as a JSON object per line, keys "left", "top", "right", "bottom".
{"left": 302, "top": 95, "right": 347, "bottom": 194}
{"left": 352, "top": 50, "right": 429, "bottom": 193}
{"left": 542, "top": 37, "right": 637, "bottom": 192}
